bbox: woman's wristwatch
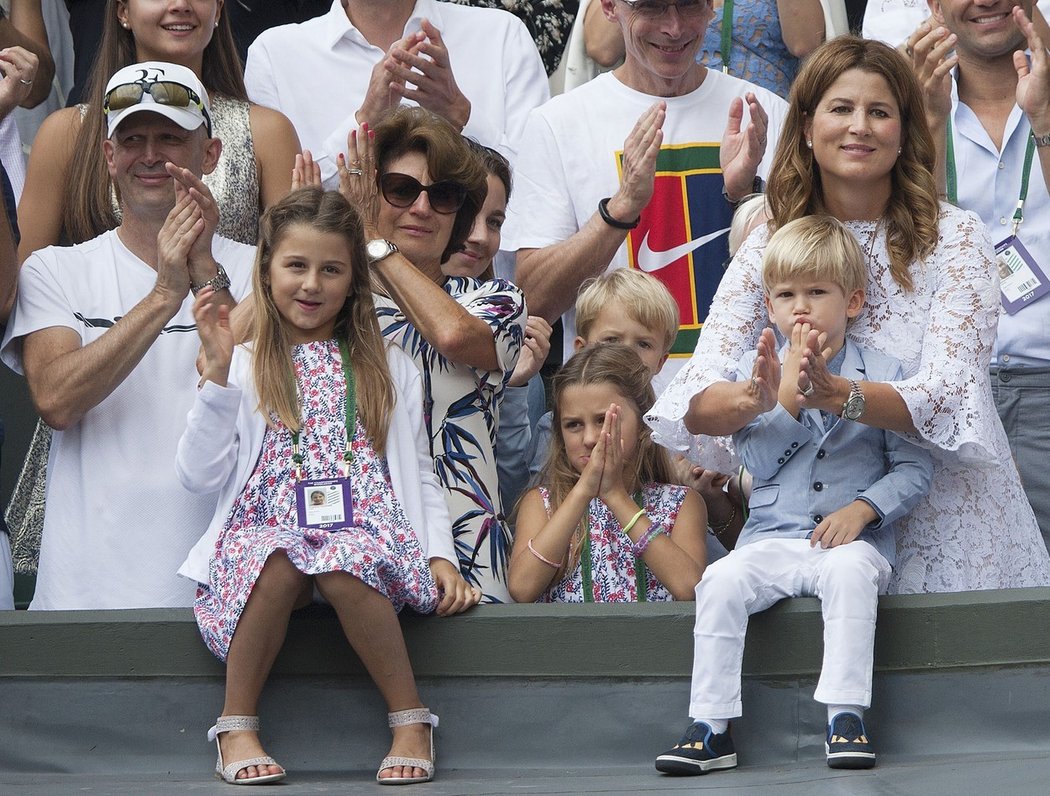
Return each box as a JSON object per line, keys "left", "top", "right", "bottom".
{"left": 841, "top": 379, "right": 866, "bottom": 421}
{"left": 366, "top": 239, "right": 399, "bottom": 264}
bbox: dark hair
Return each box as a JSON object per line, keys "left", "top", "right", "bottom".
{"left": 468, "top": 139, "right": 512, "bottom": 201}
{"left": 64, "top": 0, "right": 246, "bottom": 244}
{"left": 463, "top": 139, "right": 512, "bottom": 281}
{"left": 372, "top": 107, "right": 487, "bottom": 264}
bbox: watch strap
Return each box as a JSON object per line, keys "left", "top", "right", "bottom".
{"left": 366, "top": 239, "right": 399, "bottom": 264}
{"left": 841, "top": 379, "right": 864, "bottom": 420}
{"left": 597, "top": 197, "right": 639, "bottom": 230}
{"left": 190, "top": 264, "right": 230, "bottom": 297}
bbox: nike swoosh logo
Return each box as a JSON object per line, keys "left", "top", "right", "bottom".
{"left": 636, "top": 226, "right": 731, "bottom": 273}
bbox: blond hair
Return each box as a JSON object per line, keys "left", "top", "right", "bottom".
{"left": 575, "top": 269, "right": 679, "bottom": 356}
{"left": 766, "top": 36, "right": 939, "bottom": 291}
{"left": 538, "top": 344, "right": 675, "bottom": 576}
{"left": 249, "top": 188, "right": 395, "bottom": 454}
{"left": 728, "top": 193, "right": 769, "bottom": 257}
{"left": 762, "top": 215, "right": 866, "bottom": 296}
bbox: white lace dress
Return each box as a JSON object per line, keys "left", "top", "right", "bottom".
{"left": 647, "top": 203, "right": 1050, "bottom": 594}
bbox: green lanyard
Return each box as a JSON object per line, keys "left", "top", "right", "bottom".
{"left": 720, "top": 0, "right": 734, "bottom": 75}
{"left": 580, "top": 491, "right": 648, "bottom": 603}
{"left": 946, "top": 116, "right": 1036, "bottom": 236}
{"left": 290, "top": 339, "right": 357, "bottom": 481}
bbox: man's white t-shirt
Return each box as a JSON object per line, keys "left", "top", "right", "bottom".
{"left": 245, "top": 0, "right": 549, "bottom": 183}
{"left": 0, "top": 230, "right": 255, "bottom": 610}
{"left": 504, "top": 70, "right": 788, "bottom": 379}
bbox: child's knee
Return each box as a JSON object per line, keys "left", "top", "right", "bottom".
{"left": 256, "top": 551, "right": 307, "bottom": 594}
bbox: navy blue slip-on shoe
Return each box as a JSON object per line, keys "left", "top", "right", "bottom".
{"left": 826, "top": 712, "right": 876, "bottom": 769}
{"left": 655, "top": 721, "right": 737, "bottom": 776}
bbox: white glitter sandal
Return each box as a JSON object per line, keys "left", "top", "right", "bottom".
{"left": 207, "top": 715, "right": 286, "bottom": 786}
{"left": 376, "top": 708, "right": 438, "bottom": 785}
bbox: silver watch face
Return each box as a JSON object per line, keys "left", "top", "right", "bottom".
{"left": 843, "top": 394, "right": 866, "bottom": 421}
{"left": 366, "top": 239, "right": 394, "bottom": 262}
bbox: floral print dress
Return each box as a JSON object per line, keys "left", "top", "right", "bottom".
{"left": 376, "top": 276, "right": 526, "bottom": 603}
{"left": 194, "top": 341, "right": 438, "bottom": 661}
{"left": 537, "top": 483, "right": 688, "bottom": 602}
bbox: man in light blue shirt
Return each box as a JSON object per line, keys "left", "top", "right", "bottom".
{"left": 912, "top": 2, "right": 1050, "bottom": 547}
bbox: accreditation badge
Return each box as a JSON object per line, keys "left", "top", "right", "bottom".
{"left": 295, "top": 477, "right": 353, "bottom": 530}
{"left": 996, "top": 235, "right": 1050, "bottom": 315}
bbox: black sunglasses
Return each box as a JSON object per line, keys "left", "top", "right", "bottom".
{"left": 103, "top": 80, "right": 213, "bottom": 136}
{"left": 379, "top": 172, "right": 467, "bottom": 215}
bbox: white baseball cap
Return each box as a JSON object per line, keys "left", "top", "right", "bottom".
{"left": 104, "top": 61, "right": 212, "bottom": 139}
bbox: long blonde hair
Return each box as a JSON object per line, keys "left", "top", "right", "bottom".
{"left": 538, "top": 344, "right": 674, "bottom": 574}
{"left": 250, "top": 188, "right": 395, "bottom": 454}
{"left": 766, "top": 36, "right": 939, "bottom": 291}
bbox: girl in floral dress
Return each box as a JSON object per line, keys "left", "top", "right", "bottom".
{"left": 507, "top": 344, "right": 708, "bottom": 603}
{"left": 176, "top": 188, "right": 479, "bottom": 786}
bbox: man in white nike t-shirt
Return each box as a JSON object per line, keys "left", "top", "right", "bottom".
{"left": 503, "top": 0, "right": 787, "bottom": 386}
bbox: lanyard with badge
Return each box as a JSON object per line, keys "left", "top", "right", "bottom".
{"left": 292, "top": 339, "right": 357, "bottom": 531}
{"left": 720, "top": 0, "right": 734, "bottom": 74}
{"left": 580, "top": 492, "right": 649, "bottom": 603}
{"left": 947, "top": 117, "right": 1050, "bottom": 314}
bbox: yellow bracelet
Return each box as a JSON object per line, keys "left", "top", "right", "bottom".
{"left": 622, "top": 507, "right": 647, "bottom": 536}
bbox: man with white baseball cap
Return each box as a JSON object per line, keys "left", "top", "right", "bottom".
{"left": 0, "top": 61, "right": 257, "bottom": 610}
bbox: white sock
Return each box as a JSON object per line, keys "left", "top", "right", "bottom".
{"left": 827, "top": 705, "right": 864, "bottom": 723}
{"left": 692, "top": 718, "right": 729, "bottom": 734}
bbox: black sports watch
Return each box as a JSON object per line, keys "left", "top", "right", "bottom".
{"left": 841, "top": 379, "right": 866, "bottom": 421}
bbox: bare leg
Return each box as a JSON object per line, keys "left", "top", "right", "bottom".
{"left": 219, "top": 551, "right": 311, "bottom": 781}
{"left": 315, "top": 571, "right": 430, "bottom": 781}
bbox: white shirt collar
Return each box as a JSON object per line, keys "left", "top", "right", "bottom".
{"left": 326, "top": 0, "right": 446, "bottom": 49}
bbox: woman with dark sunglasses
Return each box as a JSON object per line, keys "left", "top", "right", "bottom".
{"left": 18, "top": 0, "right": 301, "bottom": 259}
{"left": 339, "top": 107, "right": 528, "bottom": 605}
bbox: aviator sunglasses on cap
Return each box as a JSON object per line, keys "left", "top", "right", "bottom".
{"left": 103, "top": 80, "right": 213, "bottom": 135}
{"left": 379, "top": 172, "right": 468, "bottom": 215}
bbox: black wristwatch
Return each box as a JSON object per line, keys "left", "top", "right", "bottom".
{"left": 722, "top": 175, "right": 764, "bottom": 207}
{"left": 841, "top": 379, "right": 866, "bottom": 421}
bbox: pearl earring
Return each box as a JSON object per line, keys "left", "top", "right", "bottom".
{"left": 806, "top": 140, "right": 812, "bottom": 149}
{"left": 897, "top": 147, "right": 902, "bottom": 156}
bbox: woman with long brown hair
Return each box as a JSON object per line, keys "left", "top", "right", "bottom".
{"left": 648, "top": 36, "right": 1050, "bottom": 594}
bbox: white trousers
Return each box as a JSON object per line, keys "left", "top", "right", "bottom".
{"left": 688, "top": 538, "right": 891, "bottom": 719}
